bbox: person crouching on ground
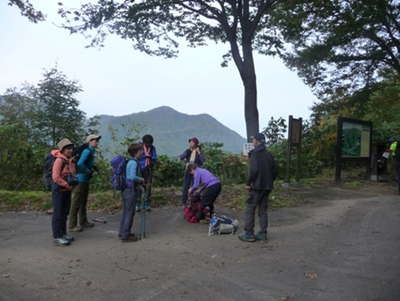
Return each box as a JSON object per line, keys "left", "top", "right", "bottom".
{"left": 239, "top": 133, "right": 277, "bottom": 243}
{"left": 69, "top": 134, "right": 101, "bottom": 232}
{"left": 180, "top": 137, "right": 205, "bottom": 205}
{"left": 51, "top": 139, "right": 77, "bottom": 246}
{"left": 187, "top": 163, "right": 221, "bottom": 220}
{"left": 119, "top": 143, "right": 145, "bottom": 242}
{"left": 138, "top": 134, "right": 158, "bottom": 211}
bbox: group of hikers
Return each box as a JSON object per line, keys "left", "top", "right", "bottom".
{"left": 48, "top": 132, "right": 277, "bottom": 246}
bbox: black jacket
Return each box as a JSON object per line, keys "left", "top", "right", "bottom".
{"left": 247, "top": 144, "right": 277, "bottom": 191}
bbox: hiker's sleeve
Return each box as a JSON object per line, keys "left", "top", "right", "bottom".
{"left": 179, "top": 149, "right": 188, "bottom": 160}
{"left": 198, "top": 152, "right": 205, "bottom": 164}
{"left": 247, "top": 154, "right": 258, "bottom": 186}
{"left": 271, "top": 154, "right": 278, "bottom": 181}
{"left": 152, "top": 147, "right": 158, "bottom": 162}
{"left": 191, "top": 172, "right": 200, "bottom": 189}
{"left": 77, "top": 149, "right": 91, "bottom": 174}
{"left": 390, "top": 142, "right": 397, "bottom": 154}
{"left": 127, "top": 161, "right": 144, "bottom": 183}
{"left": 52, "top": 158, "right": 68, "bottom": 188}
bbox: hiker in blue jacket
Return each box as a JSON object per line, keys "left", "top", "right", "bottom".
{"left": 119, "top": 143, "right": 144, "bottom": 242}
{"left": 69, "top": 134, "right": 101, "bottom": 232}
{"left": 138, "top": 134, "right": 158, "bottom": 211}
{"left": 180, "top": 137, "right": 205, "bottom": 205}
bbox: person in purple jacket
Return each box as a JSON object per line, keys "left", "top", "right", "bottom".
{"left": 187, "top": 163, "right": 221, "bottom": 218}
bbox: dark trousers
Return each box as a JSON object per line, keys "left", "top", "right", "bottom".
{"left": 244, "top": 190, "right": 270, "bottom": 235}
{"left": 52, "top": 190, "right": 71, "bottom": 239}
{"left": 396, "top": 161, "right": 400, "bottom": 193}
{"left": 201, "top": 183, "right": 221, "bottom": 215}
{"left": 119, "top": 188, "right": 137, "bottom": 240}
{"left": 182, "top": 171, "right": 193, "bottom": 204}
{"left": 69, "top": 182, "right": 90, "bottom": 228}
{"left": 141, "top": 166, "right": 153, "bottom": 203}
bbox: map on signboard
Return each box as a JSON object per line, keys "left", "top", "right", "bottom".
{"left": 341, "top": 121, "right": 371, "bottom": 158}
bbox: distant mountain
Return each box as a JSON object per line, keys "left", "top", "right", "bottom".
{"left": 97, "top": 106, "right": 245, "bottom": 156}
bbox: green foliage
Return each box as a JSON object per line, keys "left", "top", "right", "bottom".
{"left": 275, "top": 0, "right": 400, "bottom": 97}
{"left": 153, "top": 155, "right": 184, "bottom": 187}
{"left": 262, "top": 117, "right": 287, "bottom": 147}
{"left": 8, "top": 0, "right": 45, "bottom": 22}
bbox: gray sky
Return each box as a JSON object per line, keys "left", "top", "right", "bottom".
{"left": 1, "top": 0, "right": 318, "bottom": 137}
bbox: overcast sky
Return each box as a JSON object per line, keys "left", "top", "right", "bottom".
{"left": 1, "top": 0, "right": 318, "bottom": 137}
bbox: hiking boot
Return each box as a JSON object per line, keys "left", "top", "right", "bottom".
{"left": 136, "top": 205, "right": 141, "bottom": 212}
{"left": 255, "top": 232, "right": 268, "bottom": 241}
{"left": 121, "top": 235, "right": 138, "bottom": 243}
{"left": 54, "top": 238, "right": 70, "bottom": 246}
{"left": 63, "top": 234, "right": 75, "bottom": 242}
{"left": 238, "top": 233, "right": 256, "bottom": 243}
{"left": 144, "top": 202, "right": 151, "bottom": 212}
{"left": 82, "top": 222, "right": 95, "bottom": 228}
{"left": 69, "top": 226, "right": 83, "bottom": 232}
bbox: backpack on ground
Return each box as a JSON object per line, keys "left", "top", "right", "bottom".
{"left": 208, "top": 215, "right": 239, "bottom": 236}
{"left": 110, "top": 155, "right": 128, "bottom": 191}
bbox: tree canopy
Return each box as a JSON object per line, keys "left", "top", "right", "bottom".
{"left": 275, "top": 0, "right": 400, "bottom": 98}
{"left": 8, "top": 0, "right": 45, "bottom": 22}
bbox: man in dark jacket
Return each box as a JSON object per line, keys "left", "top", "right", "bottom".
{"left": 239, "top": 133, "right": 277, "bottom": 242}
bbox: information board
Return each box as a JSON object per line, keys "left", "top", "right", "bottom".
{"left": 341, "top": 120, "right": 371, "bottom": 158}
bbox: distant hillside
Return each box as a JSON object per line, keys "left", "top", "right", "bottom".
{"left": 97, "top": 106, "right": 245, "bottom": 156}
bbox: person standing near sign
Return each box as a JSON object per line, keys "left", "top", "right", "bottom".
{"left": 239, "top": 133, "right": 277, "bottom": 242}
{"left": 389, "top": 137, "right": 400, "bottom": 194}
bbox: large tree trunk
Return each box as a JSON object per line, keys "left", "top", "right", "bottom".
{"left": 242, "top": 42, "right": 259, "bottom": 141}
{"left": 229, "top": 35, "right": 260, "bottom": 141}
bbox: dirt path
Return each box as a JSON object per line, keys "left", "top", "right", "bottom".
{"left": 0, "top": 191, "right": 399, "bottom": 301}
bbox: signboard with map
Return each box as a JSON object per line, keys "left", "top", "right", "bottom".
{"left": 335, "top": 117, "right": 373, "bottom": 182}
{"left": 341, "top": 121, "right": 371, "bottom": 158}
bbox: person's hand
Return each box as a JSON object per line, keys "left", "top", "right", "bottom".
{"left": 195, "top": 147, "right": 201, "bottom": 153}
{"left": 245, "top": 185, "right": 252, "bottom": 191}
{"left": 66, "top": 184, "right": 73, "bottom": 191}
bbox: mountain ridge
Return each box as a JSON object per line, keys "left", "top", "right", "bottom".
{"left": 97, "top": 106, "right": 245, "bottom": 156}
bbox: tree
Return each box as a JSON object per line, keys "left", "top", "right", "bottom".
{"left": 34, "top": 67, "right": 86, "bottom": 146}
{"left": 8, "top": 0, "right": 45, "bottom": 22}
{"left": 262, "top": 116, "right": 286, "bottom": 146}
{"left": 58, "top": 0, "right": 285, "bottom": 140}
{"left": 274, "top": 0, "right": 400, "bottom": 98}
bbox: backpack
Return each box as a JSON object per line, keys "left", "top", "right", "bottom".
{"left": 43, "top": 153, "right": 67, "bottom": 191}
{"left": 110, "top": 155, "right": 128, "bottom": 191}
{"left": 73, "top": 143, "right": 89, "bottom": 163}
{"left": 208, "top": 215, "right": 239, "bottom": 236}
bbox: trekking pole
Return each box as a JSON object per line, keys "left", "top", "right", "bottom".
{"left": 139, "top": 186, "right": 147, "bottom": 239}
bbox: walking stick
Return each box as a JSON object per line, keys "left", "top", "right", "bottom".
{"left": 139, "top": 185, "right": 147, "bottom": 239}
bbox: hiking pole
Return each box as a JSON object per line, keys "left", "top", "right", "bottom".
{"left": 139, "top": 186, "right": 147, "bottom": 239}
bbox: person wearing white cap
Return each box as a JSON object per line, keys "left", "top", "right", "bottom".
{"left": 69, "top": 134, "right": 101, "bottom": 232}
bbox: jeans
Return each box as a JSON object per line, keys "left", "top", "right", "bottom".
{"left": 119, "top": 188, "right": 137, "bottom": 240}
{"left": 52, "top": 189, "right": 71, "bottom": 239}
{"left": 244, "top": 190, "right": 270, "bottom": 235}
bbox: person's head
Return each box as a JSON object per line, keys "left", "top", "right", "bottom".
{"left": 252, "top": 133, "right": 266, "bottom": 146}
{"left": 187, "top": 163, "right": 198, "bottom": 175}
{"left": 57, "top": 138, "right": 74, "bottom": 158}
{"left": 188, "top": 137, "right": 199, "bottom": 149}
{"left": 128, "top": 143, "right": 143, "bottom": 158}
{"left": 86, "top": 134, "right": 101, "bottom": 148}
{"left": 388, "top": 137, "right": 396, "bottom": 143}
{"left": 142, "top": 134, "right": 154, "bottom": 147}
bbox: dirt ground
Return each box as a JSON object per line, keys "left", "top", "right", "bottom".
{"left": 1, "top": 185, "right": 400, "bottom": 301}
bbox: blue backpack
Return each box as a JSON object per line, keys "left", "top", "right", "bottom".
{"left": 110, "top": 155, "right": 128, "bottom": 191}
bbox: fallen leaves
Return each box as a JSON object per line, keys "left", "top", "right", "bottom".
{"left": 304, "top": 272, "right": 318, "bottom": 280}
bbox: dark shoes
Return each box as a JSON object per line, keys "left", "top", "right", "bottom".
{"left": 255, "top": 232, "right": 268, "bottom": 241}
{"left": 82, "top": 222, "right": 95, "bottom": 228}
{"left": 121, "top": 234, "right": 138, "bottom": 243}
{"left": 238, "top": 233, "right": 256, "bottom": 243}
{"left": 69, "top": 226, "right": 83, "bottom": 232}
{"left": 63, "top": 234, "right": 75, "bottom": 242}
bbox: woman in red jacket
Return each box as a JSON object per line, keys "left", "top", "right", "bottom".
{"left": 51, "top": 138, "right": 77, "bottom": 246}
